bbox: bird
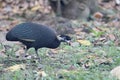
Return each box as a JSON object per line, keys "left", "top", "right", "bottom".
{"left": 6, "top": 22, "right": 71, "bottom": 63}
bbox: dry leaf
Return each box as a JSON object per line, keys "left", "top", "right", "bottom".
{"left": 0, "top": 64, "right": 4, "bottom": 66}
{"left": 77, "top": 40, "right": 91, "bottom": 46}
{"left": 15, "top": 49, "right": 25, "bottom": 57}
{"left": 108, "top": 34, "right": 116, "bottom": 41}
{"left": 93, "top": 12, "right": 103, "bottom": 19}
{"left": 0, "top": 15, "right": 9, "bottom": 20}
{"left": 115, "top": 39, "right": 120, "bottom": 46}
{"left": 49, "top": 49, "right": 58, "bottom": 54}
{"left": 36, "top": 70, "right": 47, "bottom": 79}
{"left": 0, "top": 48, "right": 7, "bottom": 58}
{"left": 68, "top": 65, "right": 76, "bottom": 70}
{"left": 31, "top": 5, "right": 40, "bottom": 11}
{"left": 4, "top": 64, "right": 25, "bottom": 72}
{"left": 0, "top": 27, "right": 6, "bottom": 31}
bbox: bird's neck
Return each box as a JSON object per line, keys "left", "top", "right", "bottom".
{"left": 47, "top": 39, "right": 61, "bottom": 49}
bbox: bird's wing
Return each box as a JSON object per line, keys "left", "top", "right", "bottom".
{"left": 19, "top": 38, "right": 35, "bottom": 42}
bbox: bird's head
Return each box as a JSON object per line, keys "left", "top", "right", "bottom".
{"left": 57, "top": 35, "right": 71, "bottom": 45}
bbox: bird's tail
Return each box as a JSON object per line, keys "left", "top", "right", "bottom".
{"left": 6, "top": 32, "right": 18, "bottom": 41}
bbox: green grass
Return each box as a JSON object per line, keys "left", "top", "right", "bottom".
{"left": 0, "top": 23, "right": 120, "bottom": 80}
{"left": 0, "top": 43, "right": 120, "bottom": 80}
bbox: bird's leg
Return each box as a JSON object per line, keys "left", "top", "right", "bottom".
{"left": 24, "top": 46, "right": 29, "bottom": 57}
{"left": 35, "top": 50, "right": 43, "bottom": 69}
{"left": 35, "top": 50, "right": 41, "bottom": 63}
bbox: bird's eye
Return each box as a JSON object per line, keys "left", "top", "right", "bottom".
{"left": 59, "top": 35, "right": 71, "bottom": 40}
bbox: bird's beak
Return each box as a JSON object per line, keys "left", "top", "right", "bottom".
{"left": 65, "top": 40, "right": 71, "bottom": 45}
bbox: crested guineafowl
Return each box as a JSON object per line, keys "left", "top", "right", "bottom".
{"left": 6, "top": 22, "right": 71, "bottom": 63}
